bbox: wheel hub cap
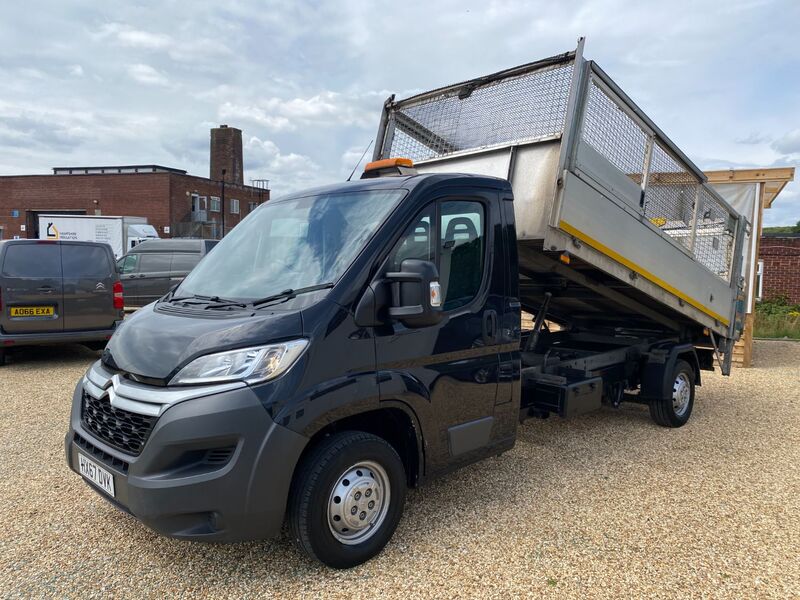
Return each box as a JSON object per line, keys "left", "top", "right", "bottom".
{"left": 327, "top": 460, "right": 390, "bottom": 545}
{"left": 672, "top": 372, "right": 691, "bottom": 416}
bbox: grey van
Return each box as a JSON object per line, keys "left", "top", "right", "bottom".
{"left": 116, "top": 239, "right": 218, "bottom": 307}
{"left": 0, "top": 240, "right": 123, "bottom": 364}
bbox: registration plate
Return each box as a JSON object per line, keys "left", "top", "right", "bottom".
{"left": 78, "top": 454, "right": 115, "bottom": 497}
{"left": 10, "top": 306, "right": 54, "bottom": 317}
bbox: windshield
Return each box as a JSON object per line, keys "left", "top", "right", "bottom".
{"left": 176, "top": 189, "right": 405, "bottom": 301}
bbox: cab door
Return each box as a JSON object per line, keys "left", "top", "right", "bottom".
{"left": 135, "top": 252, "right": 173, "bottom": 305}
{"left": 374, "top": 190, "right": 507, "bottom": 475}
{"left": 1, "top": 242, "right": 64, "bottom": 334}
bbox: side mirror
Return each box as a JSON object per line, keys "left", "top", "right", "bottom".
{"left": 387, "top": 259, "right": 443, "bottom": 328}
{"left": 354, "top": 259, "right": 443, "bottom": 329}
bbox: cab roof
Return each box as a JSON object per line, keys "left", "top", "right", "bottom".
{"left": 271, "top": 172, "right": 512, "bottom": 204}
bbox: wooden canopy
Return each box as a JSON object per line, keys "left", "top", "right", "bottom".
{"left": 705, "top": 167, "right": 795, "bottom": 209}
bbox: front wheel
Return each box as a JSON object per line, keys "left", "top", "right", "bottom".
{"left": 288, "top": 431, "right": 406, "bottom": 569}
{"left": 649, "top": 359, "right": 695, "bottom": 428}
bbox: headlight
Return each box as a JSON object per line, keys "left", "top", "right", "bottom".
{"left": 170, "top": 339, "right": 308, "bottom": 386}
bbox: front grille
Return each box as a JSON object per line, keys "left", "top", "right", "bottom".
{"left": 81, "top": 391, "right": 157, "bottom": 456}
{"left": 74, "top": 432, "right": 130, "bottom": 474}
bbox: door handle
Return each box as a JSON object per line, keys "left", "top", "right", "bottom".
{"left": 482, "top": 310, "right": 498, "bottom": 344}
{"left": 37, "top": 286, "right": 54, "bottom": 294}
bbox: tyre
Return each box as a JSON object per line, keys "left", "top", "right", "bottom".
{"left": 288, "top": 431, "right": 406, "bottom": 569}
{"left": 0, "top": 348, "right": 5, "bottom": 366}
{"left": 649, "top": 359, "right": 695, "bottom": 428}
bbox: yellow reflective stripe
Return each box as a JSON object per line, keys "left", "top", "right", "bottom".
{"left": 558, "top": 220, "right": 730, "bottom": 326}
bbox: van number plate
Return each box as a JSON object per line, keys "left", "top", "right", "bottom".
{"left": 78, "top": 454, "right": 115, "bottom": 497}
{"left": 10, "top": 306, "right": 54, "bottom": 317}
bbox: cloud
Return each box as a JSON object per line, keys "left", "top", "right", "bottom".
{"left": 117, "top": 29, "right": 171, "bottom": 50}
{"left": 91, "top": 21, "right": 232, "bottom": 64}
{"left": 127, "top": 63, "right": 169, "bottom": 87}
{"left": 69, "top": 64, "right": 84, "bottom": 77}
{"left": 219, "top": 91, "right": 378, "bottom": 133}
{"left": 763, "top": 187, "right": 799, "bottom": 227}
{"left": 772, "top": 130, "right": 800, "bottom": 155}
{"left": 93, "top": 22, "right": 171, "bottom": 50}
{"left": 244, "top": 136, "right": 323, "bottom": 195}
{"left": 736, "top": 132, "right": 771, "bottom": 145}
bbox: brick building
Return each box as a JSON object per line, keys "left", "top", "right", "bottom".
{"left": 759, "top": 234, "right": 800, "bottom": 303}
{"left": 0, "top": 125, "right": 269, "bottom": 241}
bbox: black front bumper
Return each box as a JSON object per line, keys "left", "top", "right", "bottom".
{"left": 66, "top": 381, "right": 308, "bottom": 541}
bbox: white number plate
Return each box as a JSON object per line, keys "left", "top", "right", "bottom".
{"left": 78, "top": 453, "right": 115, "bottom": 497}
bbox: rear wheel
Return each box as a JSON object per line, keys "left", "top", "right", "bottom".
{"left": 288, "top": 431, "right": 406, "bottom": 569}
{"left": 649, "top": 359, "right": 695, "bottom": 428}
{"left": 0, "top": 348, "right": 6, "bottom": 366}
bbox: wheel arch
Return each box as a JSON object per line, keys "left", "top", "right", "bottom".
{"left": 640, "top": 343, "right": 700, "bottom": 401}
{"left": 296, "top": 402, "right": 424, "bottom": 489}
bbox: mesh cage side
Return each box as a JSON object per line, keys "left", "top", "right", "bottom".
{"left": 577, "top": 74, "right": 738, "bottom": 283}
{"left": 643, "top": 141, "right": 699, "bottom": 251}
{"left": 581, "top": 79, "right": 649, "bottom": 182}
{"left": 694, "top": 186, "right": 735, "bottom": 280}
{"left": 387, "top": 63, "right": 574, "bottom": 162}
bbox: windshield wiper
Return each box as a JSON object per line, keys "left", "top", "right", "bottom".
{"left": 164, "top": 293, "right": 212, "bottom": 305}
{"left": 252, "top": 282, "right": 335, "bottom": 308}
{"left": 203, "top": 296, "right": 249, "bottom": 309}
{"left": 163, "top": 293, "right": 246, "bottom": 309}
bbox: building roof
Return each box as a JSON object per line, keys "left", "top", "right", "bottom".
{"left": 51, "top": 165, "right": 187, "bottom": 176}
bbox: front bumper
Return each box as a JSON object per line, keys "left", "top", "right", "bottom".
{"left": 65, "top": 373, "right": 308, "bottom": 541}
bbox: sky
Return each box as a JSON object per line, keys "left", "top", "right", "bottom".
{"left": 1, "top": 0, "right": 798, "bottom": 225}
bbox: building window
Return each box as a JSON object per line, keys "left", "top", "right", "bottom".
{"left": 756, "top": 259, "right": 764, "bottom": 302}
{"left": 248, "top": 202, "right": 258, "bottom": 212}
{"left": 230, "top": 198, "right": 240, "bottom": 214}
{"left": 192, "top": 195, "right": 208, "bottom": 212}
{"left": 210, "top": 196, "right": 221, "bottom": 212}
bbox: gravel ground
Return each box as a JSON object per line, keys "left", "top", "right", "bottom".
{"left": 0, "top": 341, "right": 798, "bottom": 599}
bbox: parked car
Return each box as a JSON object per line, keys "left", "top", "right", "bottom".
{"left": 0, "top": 240, "right": 123, "bottom": 365}
{"left": 116, "top": 239, "right": 218, "bottom": 307}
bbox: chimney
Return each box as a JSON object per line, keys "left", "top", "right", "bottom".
{"left": 210, "top": 125, "right": 243, "bottom": 185}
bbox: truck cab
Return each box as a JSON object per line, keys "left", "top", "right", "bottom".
{"left": 66, "top": 168, "right": 525, "bottom": 568}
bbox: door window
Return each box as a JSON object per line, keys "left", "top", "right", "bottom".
{"left": 62, "top": 246, "right": 111, "bottom": 278}
{"left": 386, "top": 200, "right": 486, "bottom": 311}
{"left": 137, "top": 253, "right": 172, "bottom": 273}
{"left": 387, "top": 205, "right": 434, "bottom": 271}
{"left": 2, "top": 244, "right": 61, "bottom": 277}
{"left": 118, "top": 254, "right": 139, "bottom": 274}
{"left": 439, "top": 201, "right": 485, "bottom": 310}
{"left": 170, "top": 253, "right": 200, "bottom": 272}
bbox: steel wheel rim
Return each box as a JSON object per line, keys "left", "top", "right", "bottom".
{"left": 327, "top": 460, "right": 390, "bottom": 545}
{"left": 672, "top": 372, "right": 691, "bottom": 417}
